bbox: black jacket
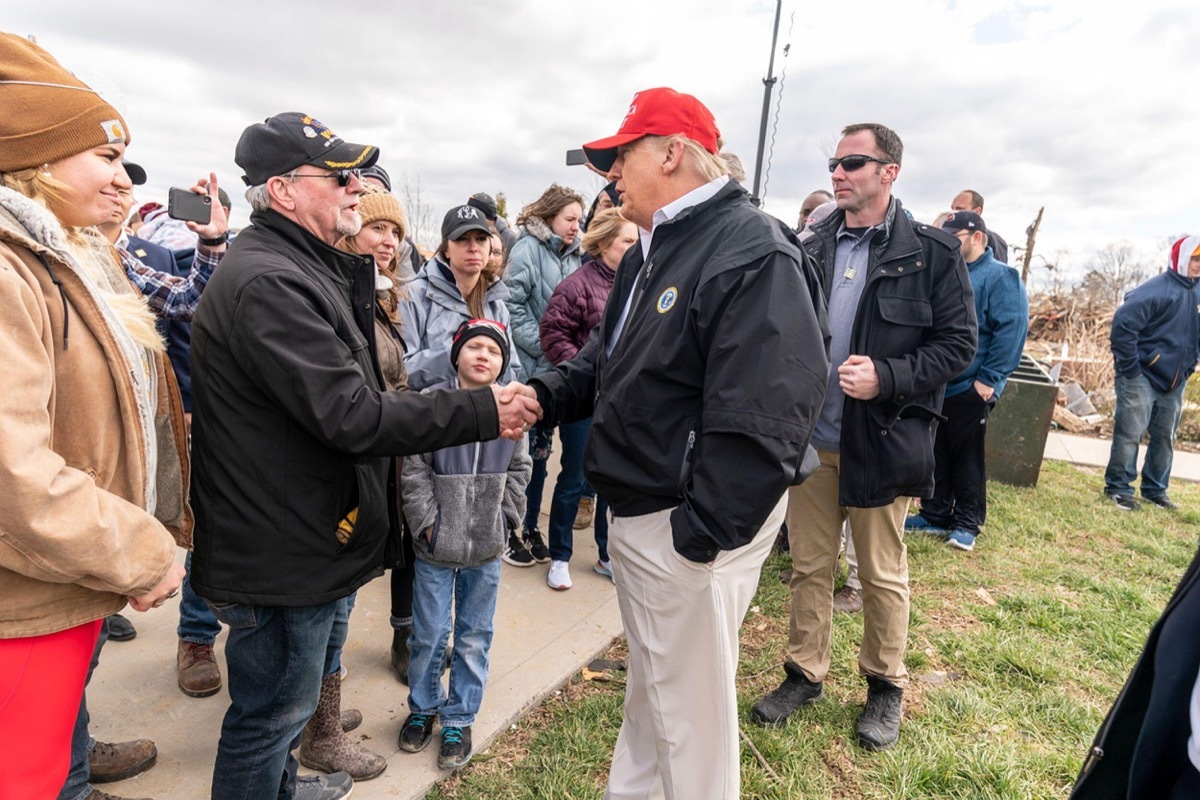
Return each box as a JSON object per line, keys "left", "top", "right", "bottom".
{"left": 532, "top": 181, "right": 829, "bottom": 563}
{"left": 1071, "top": 543, "right": 1200, "bottom": 799}
{"left": 189, "top": 210, "right": 499, "bottom": 606}
{"left": 803, "top": 199, "right": 977, "bottom": 508}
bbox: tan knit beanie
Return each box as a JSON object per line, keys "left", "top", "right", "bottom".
{"left": 0, "top": 32, "right": 130, "bottom": 172}
{"left": 357, "top": 187, "right": 407, "bottom": 240}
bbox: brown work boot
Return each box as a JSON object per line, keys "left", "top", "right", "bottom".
{"left": 832, "top": 584, "right": 863, "bottom": 614}
{"left": 85, "top": 789, "right": 152, "bottom": 800}
{"left": 177, "top": 639, "right": 222, "bottom": 697}
{"left": 87, "top": 738, "right": 157, "bottom": 783}
{"left": 299, "top": 672, "right": 387, "bottom": 780}
{"left": 573, "top": 496, "right": 595, "bottom": 529}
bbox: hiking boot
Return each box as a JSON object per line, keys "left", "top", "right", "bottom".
{"left": 524, "top": 529, "right": 550, "bottom": 563}
{"left": 501, "top": 531, "right": 534, "bottom": 567}
{"left": 574, "top": 497, "right": 595, "bottom": 529}
{"left": 438, "top": 725, "right": 473, "bottom": 770}
{"left": 1108, "top": 493, "right": 1140, "bottom": 511}
{"left": 299, "top": 673, "right": 386, "bottom": 780}
{"left": 105, "top": 613, "right": 136, "bottom": 642}
{"left": 946, "top": 529, "right": 977, "bottom": 551}
{"left": 88, "top": 739, "right": 157, "bottom": 783}
{"left": 904, "top": 514, "right": 948, "bottom": 535}
{"left": 177, "top": 639, "right": 222, "bottom": 697}
{"left": 856, "top": 675, "right": 904, "bottom": 751}
{"left": 391, "top": 625, "right": 412, "bottom": 685}
{"left": 833, "top": 584, "right": 863, "bottom": 614}
{"left": 292, "top": 771, "right": 353, "bottom": 800}
{"left": 547, "top": 560, "right": 572, "bottom": 590}
{"left": 84, "top": 789, "right": 151, "bottom": 800}
{"left": 1144, "top": 493, "right": 1178, "bottom": 510}
{"left": 398, "top": 712, "right": 436, "bottom": 753}
{"left": 750, "top": 663, "right": 824, "bottom": 727}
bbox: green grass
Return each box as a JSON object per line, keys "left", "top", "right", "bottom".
{"left": 430, "top": 461, "right": 1198, "bottom": 799}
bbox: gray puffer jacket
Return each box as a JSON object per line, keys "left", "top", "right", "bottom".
{"left": 402, "top": 379, "right": 532, "bottom": 568}
{"left": 503, "top": 216, "right": 581, "bottom": 379}
{"left": 399, "top": 257, "right": 521, "bottom": 391}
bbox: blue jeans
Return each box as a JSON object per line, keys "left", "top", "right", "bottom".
{"left": 408, "top": 557, "right": 500, "bottom": 727}
{"left": 208, "top": 600, "right": 338, "bottom": 800}
{"left": 523, "top": 427, "right": 553, "bottom": 534}
{"left": 58, "top": 619, "right": 110, "bottom": 800}
{"left": 324, "top": 593, "right": 356, "bottom": 677}
{"left": 547, "top": 418, "right": 609, "bottom": 563}
{"left": 1104, "top": 372, "right": 1186, "bottom": 499}
{"left": 179, "top": 550, "right": 223, "bottom": 644}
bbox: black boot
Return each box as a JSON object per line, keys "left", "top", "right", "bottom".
{"left": 750, "top": 662, "right": 824, "bottom": 727}
{"left": 391, "top": 626, "right": 412, "bottom": 685}
{"left": 856, "top": 675, "right": 903, "bottom": 751}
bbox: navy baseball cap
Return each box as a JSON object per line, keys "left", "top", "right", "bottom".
{"left": 235, "top": 112, "right": 379, "bottom": 186}
{"left": 122, "top": 160, "right": 146, "bottom": 185}
{"left": 941, "top": 210, "right": 987, "bottom": 234}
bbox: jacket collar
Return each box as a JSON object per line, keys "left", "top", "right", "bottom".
{"left": 810, "top": 196, "right": 920, "bottom": 268}
{"left": 251, "top": 209, "right": 371, "bottom": 286}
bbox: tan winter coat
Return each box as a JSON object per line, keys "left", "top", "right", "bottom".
{"left": 0, "top": 188, "right": 191, "bottom": 638}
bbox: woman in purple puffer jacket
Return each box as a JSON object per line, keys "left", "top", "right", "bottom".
{"left": 537, "top": 208, "right": 639, "bottom": 591}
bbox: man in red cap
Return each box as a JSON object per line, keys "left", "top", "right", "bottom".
{"left": 529, "top": 87, "right": 828, "bottom": 799}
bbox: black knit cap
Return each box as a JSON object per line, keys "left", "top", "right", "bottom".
{"left": 450, "top": 319, "right": 510, "bottom": 377}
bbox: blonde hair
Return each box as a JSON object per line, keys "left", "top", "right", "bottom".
{"left": 581, "top": 208, "right": 634, "bottom": 259}
{"left": 1, "top": 168, "right": 163, "bottom": 352}
{"left": 644, "top": 135, "right": 730, "bottom": 183}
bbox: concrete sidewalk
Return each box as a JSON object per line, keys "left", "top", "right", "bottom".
{"left": 88, "top": 456, "right": 623, "bottom": 800}
{"left": 88, "top": 430, "right": 1199, "bottom": 800}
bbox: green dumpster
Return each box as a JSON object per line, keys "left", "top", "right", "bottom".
{"left": 984, "top": 354, "right": 1058, "bottom": 487}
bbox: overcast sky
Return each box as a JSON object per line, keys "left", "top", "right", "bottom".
{"left": 8, "top": 1, "right": 1196, "bottom": 284}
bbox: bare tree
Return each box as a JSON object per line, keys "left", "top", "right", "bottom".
{"left": 1078, "top": 242, "right": 1151, "bottom": 307}
{"left": 397, "top": 173, "right": 436, "bottom": 253}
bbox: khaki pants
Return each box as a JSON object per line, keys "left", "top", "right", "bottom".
{"left": 604, "top": 495, "right": 787, "bottom": 800}
{"left": 786, "top": 450, "right": 910, "bottom": 685}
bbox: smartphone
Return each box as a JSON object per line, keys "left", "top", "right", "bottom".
{"left": 565, "top": 148, "right": 588, "bottom": 166}
{"left": 167, "top": 187, "right": 212, "bottom": 225}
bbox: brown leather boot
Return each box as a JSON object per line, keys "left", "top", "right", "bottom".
{"left": 84, "top": 789, "right": 152, "bottom": 800}
{"left": 177, "top": 639, "right": 222, "bottom": 697}
{"left": 87, "top": 738, "right": 156, "bottom": 783}
{"left": 299, "top": 672, "right": 387, "bottom": 780}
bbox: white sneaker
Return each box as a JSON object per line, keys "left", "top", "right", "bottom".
{"left": 547, "top": 560, "right": 572, "bottom": 591}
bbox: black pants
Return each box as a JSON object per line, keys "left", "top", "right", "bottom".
{"left": 921, "top": 389, "right": 993, "bottom": 535}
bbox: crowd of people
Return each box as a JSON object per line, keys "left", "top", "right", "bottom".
{"left": 2, "top": 30, "right": 1197, "bottom": 800}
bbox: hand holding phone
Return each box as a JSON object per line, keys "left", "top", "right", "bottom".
{"left": 167, "top": 187, "right": 212, "bottom": 225}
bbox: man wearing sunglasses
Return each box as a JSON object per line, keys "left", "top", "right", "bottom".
{"left": 188, "top": 112, "right": 541, "bottom": 800}
{"left": 753, "top": 123, "right": 976, "bottom": 752}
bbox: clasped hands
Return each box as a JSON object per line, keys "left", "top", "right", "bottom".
{"left": 491, "top": 382, "right": 544, "bottom": 440}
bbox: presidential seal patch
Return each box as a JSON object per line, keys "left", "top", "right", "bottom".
{"left": 657, "top": 287, "right": 678, "bottom": 314}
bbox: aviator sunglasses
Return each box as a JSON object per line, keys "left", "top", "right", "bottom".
{"left": 827, "top": 155, "right": 892, "bottom": 173}
{"left": 285, "top": 168, "right": 363, "bottom": 187}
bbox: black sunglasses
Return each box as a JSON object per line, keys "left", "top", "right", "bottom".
{"left": 827, "top": 155, "right": 892, "bottom": 173}
{"left": 286, "top": 168, "right": 363, "bottom": 187}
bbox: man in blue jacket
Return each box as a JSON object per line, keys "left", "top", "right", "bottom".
{"left": 1103, "top": 235, "right": 1200, "bottom": 511}
{"left": 906, "top": 211, "right": 1028, "bottom": 551}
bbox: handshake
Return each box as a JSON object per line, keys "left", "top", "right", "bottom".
{"left": 490, "top": 382, "right": 544, "bottom": 441}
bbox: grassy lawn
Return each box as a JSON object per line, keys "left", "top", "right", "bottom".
{"left": 431, "top": 460, "right": 1200, "bottom": 799}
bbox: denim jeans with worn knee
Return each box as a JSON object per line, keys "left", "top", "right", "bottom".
{"left": 547, "top": 418, "right": 609, "bottom": 563}
{"left": 58, "top": 618, "right": 110, "bottom": 800}
{"left": 178, "top": 550, "right": 223, "bottom": 644}
{"left": 408, "top": 557, "right": 501, "bottom": 727}
{"left": 1104, "top": 372, "right": 1186, "bottom": 499}
{"left": 208, "top": 600, "right": 337, "bottom": 800}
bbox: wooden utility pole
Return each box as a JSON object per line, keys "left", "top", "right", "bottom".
{"left": 1021, "top": 207, "right": 1044, "bottom": 285}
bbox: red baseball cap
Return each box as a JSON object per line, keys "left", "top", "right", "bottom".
{"left": 582, "top": 87, "right": 721, "bottom": 172}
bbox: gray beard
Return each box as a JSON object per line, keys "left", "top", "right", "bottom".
{"left": 336, "top": 210, "right": 362, "bottom": 238}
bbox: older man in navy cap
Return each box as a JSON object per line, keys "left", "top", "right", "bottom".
{"left": 190, "top": 112, "right": 540, "bottom": 800}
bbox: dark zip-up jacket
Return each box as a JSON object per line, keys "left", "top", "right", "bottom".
{"left": 1071, "top": 542, "right": 1200, "bottom": 799}
{"left": 803, "top": 199, "right": 977, "bottom": 508}
{"left": 189, "top": 210, "right": 500, "bottom": 606}
{"left": 531, "top": 181, "right": 829, "bottom": 563}
{"left": 1111, "top": 269, "right": 1200, "bottom": 394}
